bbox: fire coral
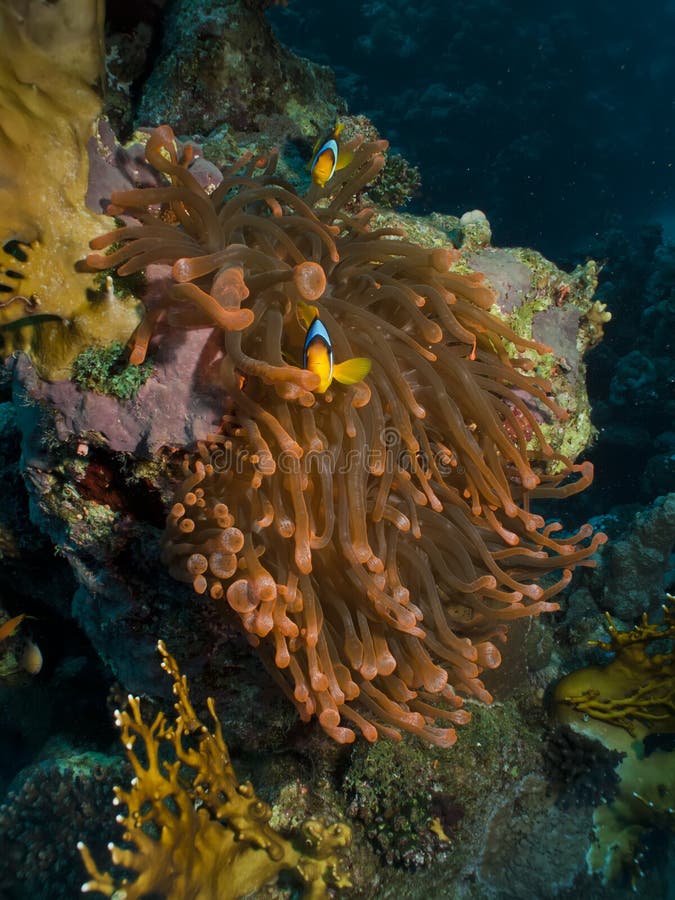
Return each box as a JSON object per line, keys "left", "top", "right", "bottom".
{"left": 78, "top": 641, "right": 351, "bottom": 899}
{"left": 555, "top": 594, "right": 675, "bottom": 736}
{"left": 87, "top": 125, "right": 606, "bottom": 747}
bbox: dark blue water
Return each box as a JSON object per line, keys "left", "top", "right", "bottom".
{"left": 269, "top": 0, "right": 675, "bottom": 259}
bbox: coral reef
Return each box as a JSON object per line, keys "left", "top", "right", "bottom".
{"left": 79, "top": 641, "right": 351, "bottom": 899}
{"left": 556, "top": 491, "right": 675, "bottom": 671}
{"left": 334, "top": 115, "right": 421, "bottom": 210}
{"left": 367, "top": 149, "right": 421, "bottom": 209}
{"left": 134, "top": 0, "right": 344, "bottom": 137}
{"left": 468, "top": 246, "right": 603, "bottom": 464}
{"left": 14, "top": 327, "right": 229, "bottom": 457}
{"left": 2, "top": 2, "right": 670, "bottom": 897}
{"left": 71, "top": 340, "right": 153, "bottom": 400}
{"left": 343, "top": 738, "right": 455, "bottom": 867}
{"left": 477, "top": 774, "right": 596, "bottom": 898}
{"left": 102, "top": 0, "right": 168, "bottom": 136}
{"left": 361, "top": 211, "right": 603, "bottom": 465}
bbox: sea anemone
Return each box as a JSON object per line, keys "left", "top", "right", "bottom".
{"left": 88, "top": 125, "right": 606, "bottom": 747}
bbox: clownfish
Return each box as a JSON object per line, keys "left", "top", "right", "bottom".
{"left": 301, "top": 308, "right": 371, "bottom": 393}
{"left": 307, "top": 123, "right": 354, "bottom": 188}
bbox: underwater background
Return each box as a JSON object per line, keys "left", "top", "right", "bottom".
{"left": 0, "top": 1, "right": 673, "bottom": 898}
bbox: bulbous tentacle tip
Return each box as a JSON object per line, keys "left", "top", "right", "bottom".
{"left": 429, "top": 247, "right": 459, "bottom": 272}
{"left": 128, "top": 345, "right": 147, "bottom": 366}
{"left": 293, "top": 261, "right": 327, "bottom": 301}
{"left": 85, "top": 251, "right": 110, "bottom": 269}
{"left": 475, "top": 641, "right": 501, "bottom": 670}
{"left": 145, "top": 124, "right": 179, "bottom": 165}
{"left": 172, "top": 257, "right": 195, "bottom": 283}
{"left": 222, "top": 307, "right": 255, "bottom": 331}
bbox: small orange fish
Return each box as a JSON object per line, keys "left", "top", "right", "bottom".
{"left": 300, "top": 304, "right": 371, "bottom": 393}
{"left": 308, "top": 123, "right": 354, "bottom": 188}
{"left": 0, "top": 614, "right": 27, "bottom": 644}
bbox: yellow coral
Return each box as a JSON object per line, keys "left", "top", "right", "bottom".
{"left": 583, "top": 299, "right": 612, "bottom": 346}
{"left": 554, "top": 598, "right": 674, "bottom": 885}
{"left": 586, "top": 777, "right": 674, "bottom": 886}
{"left": 78, "top": 641, "right": 351, "bottom": 899}
{"left": 555, "top": 595, "right": 674, "bottom": 736}
{"left": 0, "top": 0, "right": 139, "bottom": 377}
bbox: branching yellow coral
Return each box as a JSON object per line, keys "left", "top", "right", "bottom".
{"left": 556, "top": 595, "right": 674, "bottom": 735}
{"left": 78, "top": 641, "right": 351, "bottom": 899}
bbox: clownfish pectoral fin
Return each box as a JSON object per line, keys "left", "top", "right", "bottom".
{"left": 332, "top": 357, "right": 372, "bottom": 385}
{"left": 329, "top": 122, "right": 353, "bottom": 171}
{"left": 334, "top": 145, "right": 354, "bottom": 172}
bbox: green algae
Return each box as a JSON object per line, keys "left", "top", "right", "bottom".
{"left": 72, "top": 341, "right": 153, "bottom": 400}
{"left": 343, "top": 737, "right": 441, "bottom": 866}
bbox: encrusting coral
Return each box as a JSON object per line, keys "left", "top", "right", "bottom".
{"left": 0, "top": 0, "right": 139, "bottom": 378}
{"left": 0, "top": 750, "right": 125, "bottom": 900}
{"left": 541, "top": 723, "right": 624, "bottom": 809}
{"left": 87, "top": 124, "right": 606, "bottom": 747}
{"left": 78, "top": 641, "right": 352, "bottom": 899}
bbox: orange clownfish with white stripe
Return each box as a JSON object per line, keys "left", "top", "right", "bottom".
{"left": 301, "top": 307, "right": 371, "bottom": 393}
{"left": 307, "top": 122, "right": 354, "bottom": 188}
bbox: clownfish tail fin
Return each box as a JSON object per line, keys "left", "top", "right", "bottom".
{"left": 333, "top": 357, "right": 371, "bottom": 385}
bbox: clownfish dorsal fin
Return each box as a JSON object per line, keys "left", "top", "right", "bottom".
{"left": 297, "top": 299, "right": 320, "bottom": 330}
